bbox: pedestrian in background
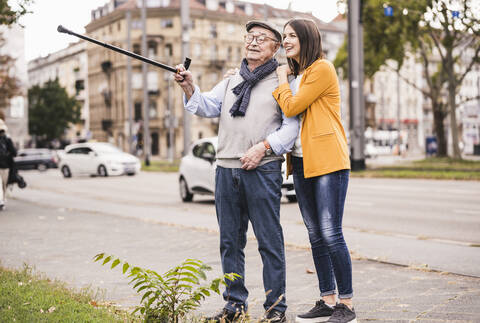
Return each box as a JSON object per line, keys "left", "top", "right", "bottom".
{"left": 175, "top": 20, "right": 298, "bottom": 323}
{"left": 0, "top": 119, "right": 17, "bottom": 211}
{"left": 274, "top": 18, "right": 355, "bottom": 323}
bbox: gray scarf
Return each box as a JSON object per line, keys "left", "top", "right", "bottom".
{"left": 229, "top": 58, "right": 279, "bottom": 117}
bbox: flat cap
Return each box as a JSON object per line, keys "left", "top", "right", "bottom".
{"left": 246, "top": 20, "right": 282, "bottom": 42}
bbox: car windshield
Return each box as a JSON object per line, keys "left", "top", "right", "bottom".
{"left": 93, "top": 144, "right": 122, "bottom": 154}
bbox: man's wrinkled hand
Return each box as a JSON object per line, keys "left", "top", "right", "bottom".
{"left": 240, "top": 142, "right": 266, "bottom": 171}
{"left": 174, "top": 64, "right": 195, "bottom": 98}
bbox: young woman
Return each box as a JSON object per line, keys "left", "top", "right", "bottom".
{"left": 273, "top": 18, "right": 356, "bottom": 323}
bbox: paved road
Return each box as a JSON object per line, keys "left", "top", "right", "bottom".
{"left": 9, "top": 170, "right": 480, "bottom": 276}
{"left": 1, "top": 194, "right": 480, "bottom": 322}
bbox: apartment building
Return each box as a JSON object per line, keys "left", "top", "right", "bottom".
{"left": 85, "top": 0, "right": 346, "bottom": 158}
{"left": 0, "top": 24, "right": 29, "bottom": 148}
{"left": 371, "top": 53, "right": 427, "bottom": 152}
{"left": 28, "top": 41, "right": 90, "bottom": 143}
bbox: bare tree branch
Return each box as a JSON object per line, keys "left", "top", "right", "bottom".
{"left": 383, "top": 63, "right": 430, "bottom": 97}
{"left": 458, "top": 95, "right": 480, "bottom": 105}
{"left": 429, "top": 28, "right": 447, "bottom": 64}
{"left": 457, "top": 42, "right": 480, "bottom": 86}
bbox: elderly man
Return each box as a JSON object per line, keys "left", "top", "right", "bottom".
{"left": 174, "top": 21, "right": 298, "bottom": 323}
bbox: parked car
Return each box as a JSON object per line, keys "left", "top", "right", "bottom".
{"left": 14, "top": 148, "right": 59, "bottom": 171}
{"left": 179, "top": 137, "right": 296, "bottom": 202}
{"left": 58, "top": 142, "right": 141, "bottom": 178}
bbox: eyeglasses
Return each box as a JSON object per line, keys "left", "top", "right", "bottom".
{"left": 244, "top": 33, "right": 279, "bottom": 44}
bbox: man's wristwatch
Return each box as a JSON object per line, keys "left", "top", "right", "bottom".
{"left": 263, "top": 140, "right": 273, "bottom": 156}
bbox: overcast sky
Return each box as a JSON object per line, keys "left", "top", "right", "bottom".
{"left": 17, "top": 0, "right": 340, "bottom": 61}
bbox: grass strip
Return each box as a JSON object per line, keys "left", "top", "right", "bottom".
{"left": 141, "top": 160, "right": 179, "bottom": 172}
{"left": 352, "top": 157, "right": 480, "bottom": 180}
{"left": 0, "top": 265, "right": 137, "bottom": 322}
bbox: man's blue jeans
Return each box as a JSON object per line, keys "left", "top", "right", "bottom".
{"left": 215, "top": 161, "right": 287, "bottom": 313}
{"left": 291, "top": 156, "right": 353, "bottom": 299}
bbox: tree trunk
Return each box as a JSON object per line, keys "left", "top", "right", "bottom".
{"left": 432, "top": 103, "right": 447, "bottom": 157}
{"left": 446, "top": 50, "right": 462, "bottom": 159}
{"left": 447, "top": 80, "right": 462, "bottom": 159}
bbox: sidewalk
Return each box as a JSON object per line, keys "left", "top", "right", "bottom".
{"left": 1, "top": 198, "right": 480, "bottom": 322}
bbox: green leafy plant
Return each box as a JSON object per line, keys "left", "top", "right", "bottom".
{"left": 94, "top": 253, "right": 240, "bottom": 323}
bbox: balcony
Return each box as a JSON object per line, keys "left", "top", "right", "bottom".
{"left": 209, "top": 59, "right": 226, "bottom": 69}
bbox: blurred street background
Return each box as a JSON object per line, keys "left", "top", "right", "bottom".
{"left": 1, "top": 0, "right": 480, "bottom": 321}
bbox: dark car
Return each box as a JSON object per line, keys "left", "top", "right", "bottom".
{"left": 14, "top": 148, "right": 59, "bottom": 171}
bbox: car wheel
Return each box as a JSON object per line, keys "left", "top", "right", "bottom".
{"left": 98, "top": 165, "right": 108, "bottom": 177}
{"left": 287, "top": 195, "right": 297, "bottom": 203}
{"left": 127, "top": 172, "right": 135, "bottom": 176}
{"left": 179, "top": 177, "right": 193, "bottom": 202}
{"left": 37, "top": 163, "right": 48, "bottom": 172}
{"left": 61, "top": 165, "right": 72, "bottom": 178}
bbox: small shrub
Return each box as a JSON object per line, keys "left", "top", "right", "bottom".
{"left": 94, "top": 253, "right": 240, "bottom": 323}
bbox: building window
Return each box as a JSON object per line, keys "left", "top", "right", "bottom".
{"left": 149, "top": 101, "right": 157, "bottom": 119}
{"left": 164, "top": 43, "right": 173, "bottom": 57}
{"left": 210, "top": 23, "right": 217, "bottom": 38}
{"left": 133, "top": 44, "right": 141, "bottom": 55}
{"left": 134, "top": 102, "right": 142, "bottom": 121}
{"left": 148, "top": 41, "right": 157, "bottom": 57}
{"left": 194, "top": 43, "right": 202, "bottom": 58}
{"left": 75, "top": 80, "right": 85, "bottom": 95}
{"left": 132, "top": 19, "right": 142, "bottom": 29}
{"left": 161, "top": 19, "right": 173, "bottom": 28}
{"left": 210, "top": 44, "right": 217, "bottom": 60}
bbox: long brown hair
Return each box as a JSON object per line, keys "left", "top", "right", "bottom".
{"left": 284, "top": 18, "right": 324, "bottom": 76}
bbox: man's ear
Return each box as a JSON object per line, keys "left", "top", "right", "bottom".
{"left": 273, "top": 42, "right": 281, "bottom": 55}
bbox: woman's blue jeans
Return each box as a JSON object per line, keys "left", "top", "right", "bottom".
{"left": 291, "top": 156, "right": 353, "bottom": 299}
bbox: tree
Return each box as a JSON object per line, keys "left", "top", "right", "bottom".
{"left": 0, "top": 33, "right": 20, "bottom": 114}
{"left": 425, "top": 0, "right": 480, "bottom": 159}
{"left": 0, "top": 0, "right": 32, "bottom": 116}
{"left": 0, "top": 0, "right": 32, "bottom": 26}
{"left": 28, "top": 79, "right": 81, "bottom": 145}
{"left": 334, "top": 0, "right": 425, "bottom": 80}
{"left": 334, "top": 0, "right": 480, "bottom": 158}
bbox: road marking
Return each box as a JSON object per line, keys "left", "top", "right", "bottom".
{"left": 453, "top": 209, "right": 480, "bottom": 215}
{"left": 344, "top": 226, "right": 478, "bottom": 247}
{"left": 347, "top": 201, "right": 374, "bottom": 207}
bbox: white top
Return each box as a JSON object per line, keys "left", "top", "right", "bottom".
{"left": 291, "top": 73, "right": 304, "bottom": 157}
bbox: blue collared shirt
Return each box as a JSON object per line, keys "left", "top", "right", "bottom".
{"left": 183, "top": 78, "right": 299, "bottom": 155}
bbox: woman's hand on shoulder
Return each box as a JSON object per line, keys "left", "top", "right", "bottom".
{"left": 223, "top": 68, "right": 239, "bottom": 79}
{"left": 276, "top": 64, "right": 292, "bottom": 76}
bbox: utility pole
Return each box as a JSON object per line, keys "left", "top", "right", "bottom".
{"left": 347, "top": 0, "right": 366, "bottom": 170}
{"left": 126, "top": 9, "right": 133, "bottom": 154}
{"left": 167, "top": 68, "right": 174, "bottom": 162}
{"left": 141, "top": 0, "right": 150, "bottom": 165}
{"left": 181, "top": 0, "right": 191, "bottom": 155}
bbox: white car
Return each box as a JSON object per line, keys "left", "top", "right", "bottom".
{"left": 58, "top": 142, "right": 141, "bottom": 178}
{"left": 179, "top": 137, "right": 296, "bottom": 202}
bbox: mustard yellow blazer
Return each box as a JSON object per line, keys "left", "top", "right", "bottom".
{"left": 273, "top": 58, "right": 350, "bottom": 178}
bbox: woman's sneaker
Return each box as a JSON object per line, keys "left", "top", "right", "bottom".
{"left": 326, "top": 303, "right": 356, "bottom": 323}
{"left": 295, "top": 300, "right": 334, "bottom": 322}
